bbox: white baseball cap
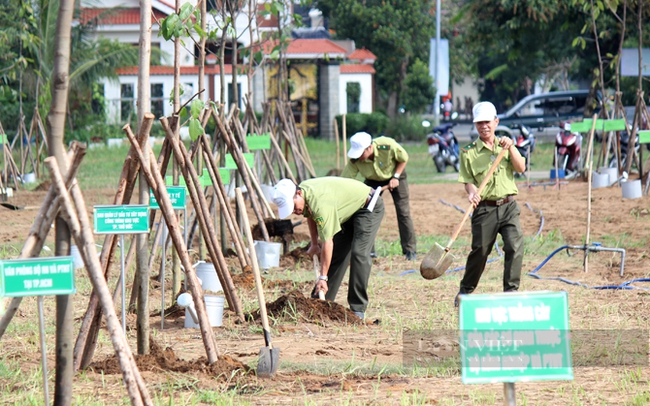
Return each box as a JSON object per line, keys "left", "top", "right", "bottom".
{"left": 347, "top": 132, "right": 372, "bottom": 159}
{"left": 472, "top": 102, "right": 498, "bottom": 123}
{"left": 272, "top": 179, "right": 297, "bottom": 219}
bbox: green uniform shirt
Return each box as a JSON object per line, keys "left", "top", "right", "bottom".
{"left": 341, "top": 136, "right": 409, "bottom": 181}
{"left": 300, "top": 177, "right": 372, "bottom": 241}
{"left": 457, "top": 137, "right": 518, "bottom": 200}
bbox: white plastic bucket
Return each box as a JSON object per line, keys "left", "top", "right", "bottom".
{"left": 622, "top": 179, "right": 642, "bottom": 199}
{"left": 107, "top": 138, "right": 123, "bottom": 147}
{"left": 22, "top": 173, "right": 36, "bottom": 184}
{"left": 184, "top": 295, "right": 224, "bottom": 328}
{"left": 591, "top": 172, "right": 609, "bottom": 189}
{"left": 195, "top": 262, "right": 222, "bottom": 294}
{"left": 254, "top": 240, "right": 281, "bottom": 269}
{"left": 261, "top": 184, "right": 275, "bottom": 203}
{"left": 70, "top": 245, "right": 85, "bottom": 270}
{"left": 599, "top": 167, "right": 617, "bottom": 184}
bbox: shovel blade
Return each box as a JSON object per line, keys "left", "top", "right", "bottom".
{"left": 256, "top": 346, "right": 280, "bottom": 378}
{"left": 420, "top": 243, "right": 456, "bottom": 280}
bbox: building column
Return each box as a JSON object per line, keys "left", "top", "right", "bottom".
{"left": 319, "top": 61, "right": 340, "bottom": 141}
{"left": 252, "top": 65, "right": 266, "bottom": 114}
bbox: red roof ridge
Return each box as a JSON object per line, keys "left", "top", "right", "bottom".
{"left": 347, "top": 47, "right": 377, "bottom": 61}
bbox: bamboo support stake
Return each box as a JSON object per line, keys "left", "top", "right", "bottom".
{"left": 123, "top": 124, "right": 221, "bottom": 363}
{"left": 334, "top": 118, "right": 340, "bottom": 170}
{"left": 0, "top": 144, "right": 84, "bottom": 339}
{"left": 267, "top": 128, "right": 297, "bottom": 184}
{"left": 584, "top": 114, "right": 598, "bottom": 273}
{"left": 342, "top": 114, "right": 348, "bottom": 165}
{"left": 45, "top": 157, "right": 152, "bottom": 406}
{"left": 75, "top": 116, "right": 155, "bottom": 371}
{"left": 211, "top": 110, "right": 271, "bottom": 241}
{"left": 200, "top": 134, "right": 251, "bottom": 268}
{"left": 160, "top": 117, "right": 245, "bottom": 321}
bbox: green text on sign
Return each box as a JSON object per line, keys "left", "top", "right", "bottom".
{"left": 1, "top": 257, "right": 76, "bottom": 297}
{"left": 225, "top": 152, "right": 254, "bottom": 170}
{"left": 93, "top": 205, "right": 150, "bottom": 234}
{"left": 246, "top": 134, "right": 271, "bottom": 150}
{"left": 459, "top": 291, "right": 573, "bottom": 384}
{"left": 149, "top": 186, "right": 187, "bottom": 209}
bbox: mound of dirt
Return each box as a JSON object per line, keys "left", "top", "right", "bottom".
{"left": 89, "top": 339, "right": 250, "bottom": 378}
{"left": 34, "top": 180, "right": 52, "bottom": 192}
{"left": 249, "top": 290, "right": 364, "bottom": 324}
{"left": 231, "top": 265, "right": 256, "bottom": 290}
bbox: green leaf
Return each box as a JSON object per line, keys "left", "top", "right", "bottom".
{"left": 179, "top": 3, "right": 193, "bottom": 21}
{"left": 194, "top": 24, "right": 206, "bottom": 38}
{"left": 189, "top": 117, "right": 204, "bottom": 141}
{"left": 190, "top": 99, "right": 205, "bottom": 119}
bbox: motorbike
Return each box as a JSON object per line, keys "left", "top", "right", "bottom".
{"left": 426, "top": 122, "right": 460, "bottom": 173}
{"left": 553, "top": 123, "right": 582, "bottom": 173}
{"left": 509, "top": 124, "right": 535, "bottom": 166}
{"left": 608, "top": 130, "right": 642, "bottom": 170}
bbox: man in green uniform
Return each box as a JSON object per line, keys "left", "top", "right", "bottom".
{"left": 342, "top": 132, "right": 417, "bottom": 260}
{"left": 272, "top": 177, "right": 384, "bottom": 319}
{"left": 455, "top": 101, "right": 526, "bottom": 307}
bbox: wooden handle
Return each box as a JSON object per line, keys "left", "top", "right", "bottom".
{"left": 446, "top": 146, "right": 509, "bottom": 249}
{"left": 235, "top": 188, "right": 273, "bottom": 349}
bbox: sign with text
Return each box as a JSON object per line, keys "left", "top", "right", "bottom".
{"left": 459, "top": 291, "right": 573, "bottom": 384}
{"left": 149, "top": 186, "right": 186, "bottom": 210}
{"left": 93, "top": 205, "right": 150, "bottom": 234}
{"left": 1, "top": 257, "right": 76, "bottom": 297}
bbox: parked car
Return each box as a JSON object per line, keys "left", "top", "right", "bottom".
{"left": 470, "top": 90, "right": 589, "bottom": 139}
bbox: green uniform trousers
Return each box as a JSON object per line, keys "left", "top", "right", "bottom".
{"left": 460, "top": 200, "right": 524, "bottom": 294}
{"left": 325, "top": 197, "right": 384, "bottom": 313}
{"left": 364, "top": 171, "right": 417, "bottom": 255}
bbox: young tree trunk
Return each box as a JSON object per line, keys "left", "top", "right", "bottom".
{"left": 136, "top": 0, "right": 153, "bottom": 356}
{"left": 45, "top": 0, "right": 75, "bottom": 403}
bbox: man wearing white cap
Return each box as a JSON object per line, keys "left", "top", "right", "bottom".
{"left": 271, "top": 177, "right": 384, "bottom": 319}
{"left": 455, "top": 101, "right": 526, "bottom": 307}
{"left": 342, "top": 132, "right": 417, "bottom": 260}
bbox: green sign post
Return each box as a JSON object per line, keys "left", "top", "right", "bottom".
{"left": 149, "top": 186, "right": 186, "bottom": 209}
{"left": 93, "top": 205, "right": 150, "bottom": 234}
{"left": 1, "top": 256, "right": 76, "bottom": 297}
{"left": 459, "top": 291, "right": 573, "bottom": 385}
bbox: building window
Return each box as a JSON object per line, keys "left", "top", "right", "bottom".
{"left": 228, "top": 82, "right": 242, "bottom": 109}
{"left": 151, "top": 83, "right": 164, "bottom": 118}
{"left": 120, "top": 83, "right": 135, "bottom": 122}
{"left": 346, "top": 82, "right": 361, "bottom": 113}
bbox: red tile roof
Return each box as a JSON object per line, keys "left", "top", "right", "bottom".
{"left": 116, "top": 65, "right": 237, "bottom": 75}
{"left": 347, "top": 48, "right": 377, "bottom": 61}
{"left": 79, "top": 8, "right": 168, "bottom": 25}
{"left": 257, "top": 4, "right": 280, "bottom": 28}
{"left": 286, "top": 39, "right": 348, "bottom": 56}
{"left": 340, "top": 64, "right": 376, "bottom": 74}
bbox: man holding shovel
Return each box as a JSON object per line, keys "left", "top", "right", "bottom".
{"left": 341, "top": 132, "right": 417, "bottom": 260}
{"left": 455, "top": 101, "right": 526, "bottom": 307}
{"left": 271, "top": 177, "right": 384, "bottom": 320}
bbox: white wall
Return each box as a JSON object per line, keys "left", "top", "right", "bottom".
{"left": 339, "top": 73, "right": 373, "bottom": 114}
{"left": 102, "top": 73, "right": 249, "bottom": 124}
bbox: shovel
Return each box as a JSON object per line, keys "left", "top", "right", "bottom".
{"left": 235, "top": 188, "right": 280, "bottom": 378}
{"left": 312, "top": 255, "right": 326, "bottom": 300}
{"left": 0, "top": 203, "right": 40, "bottom": 210}
{"left": 420, "top": 147, "right": 509, "bottom": 280}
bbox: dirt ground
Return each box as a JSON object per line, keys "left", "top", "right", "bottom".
{"left": 1, "top": 176, "right": 650, "bottom": 405}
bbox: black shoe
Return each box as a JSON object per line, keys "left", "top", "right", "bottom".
{"left": 405, "top": 252, "right": 417, "bottom": 261}
{"left": 370, "top": 251, "right": 377, "bottom": 258}
{"left": 454, "top": 292, "right": 462, "bottom": 308}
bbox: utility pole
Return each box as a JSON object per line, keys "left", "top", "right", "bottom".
{"left": 434, "top": 0, "right": 441, "bottom": 125}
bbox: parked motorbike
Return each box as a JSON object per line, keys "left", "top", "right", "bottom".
{"left": 509, "top": 124, "right": 535, "bottom": 165}
{"left": 608, "top": 130, "right": 641, "bottom": 170}
{"left": 553, "top": 123, "right": 582, "bottom": 173}
{"left": 426, "top": 122, "right": 460, "bottom": 173}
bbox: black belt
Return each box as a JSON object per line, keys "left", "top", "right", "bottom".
{"left": 478, "top": 195, "right": 515, "bottom": 207}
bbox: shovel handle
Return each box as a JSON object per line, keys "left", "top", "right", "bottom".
{"left": 446, "top": 147, "right": 509, "bottom": 249}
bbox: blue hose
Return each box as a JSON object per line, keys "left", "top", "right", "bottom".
{"left": 528, "top": 245, "right": 650, "bottom": 290}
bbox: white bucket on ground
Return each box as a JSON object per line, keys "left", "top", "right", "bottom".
{"left": 591, "top": 172, "right": 609, "bottom": 189}
{"left": 70, "top": 245, "right": 85, "bottom": 269}
{"left": 195, "top": 262, "right": 222, "bottom": 294}
{"left": 622, "top": 179, "right": 642, "bottom": 199}
{"left": 22, "top": 173, "right": 36, "bottom": 184}
{"left": 599, "top": 167, "right": 618, "bottom": 184}
{"left": 261, "top": 184, "right": 275, "bottom": 203}
{"left": 184, "top": 295, "right": 225, "bottom": 328}
{"left": 254, "top": 240, "right": 281, "bottom": 269}
{"left": 107, "top": 138, "right": 123, "bottom": 147}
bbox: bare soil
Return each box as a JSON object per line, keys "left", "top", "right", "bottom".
{"left": 1, "top": 176, "right": 650, "bottom": 405}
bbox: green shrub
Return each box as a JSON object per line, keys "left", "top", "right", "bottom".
{"left": 334, "top": 111, "right": 389, "bottom": 137}
{"left": 384, "top": 114, "right": 428, "bottom": 142}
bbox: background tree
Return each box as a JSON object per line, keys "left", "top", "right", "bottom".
{"left": 401, "top": 58, "right": 436, "bottom": 114}
{"left": 316, "top": 0, "right": 435, "bottom": 117}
